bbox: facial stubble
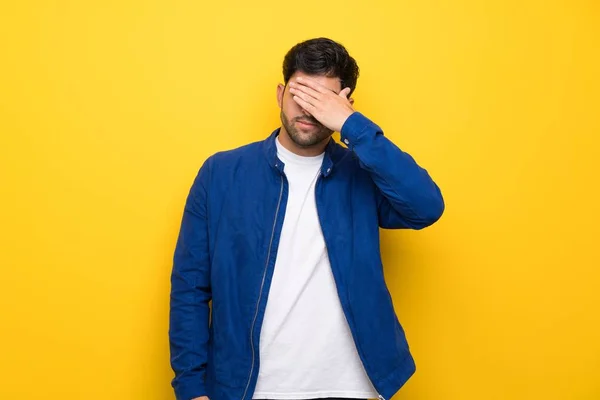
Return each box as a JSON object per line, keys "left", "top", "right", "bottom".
{"left": 280, "top": 109, "right": 333, "bottom": 148}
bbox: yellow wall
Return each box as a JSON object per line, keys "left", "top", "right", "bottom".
{"left": 1, "top": 1, "right": 599, "bottom": 399}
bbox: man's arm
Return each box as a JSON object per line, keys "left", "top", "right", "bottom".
{"left": 169, "top": 160, "right": 212, "bottom": 400}
{"left": 289, "top": 76, "right": 444, "bottom": 230}
{"left": 340, "top": 112, "right": 445, "bottom": 229}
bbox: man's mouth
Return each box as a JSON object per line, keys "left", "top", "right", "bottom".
{"left": 296, "top": 119, "right": 317, "bottom": 127}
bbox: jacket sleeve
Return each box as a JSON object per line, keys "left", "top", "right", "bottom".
{"left": 340, "top": 112, "right": 445, "bottom": 230}
{"left": 169, "top": 158, "right": 212, "bottom": 400}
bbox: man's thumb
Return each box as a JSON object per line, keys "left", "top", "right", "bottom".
{"left": 339, "top": 87, "right": 351, "bottom": 98}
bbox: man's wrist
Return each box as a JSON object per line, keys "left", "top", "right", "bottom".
{"left": 340, "top": 111, "right": 376, "bottom": 150}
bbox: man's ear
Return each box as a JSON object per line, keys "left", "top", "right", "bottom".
{"left": 277, "top": 83, "right": 285, "bottom": 108}
{"left": 349, "top": 97, "right": 355, "bottom": 106}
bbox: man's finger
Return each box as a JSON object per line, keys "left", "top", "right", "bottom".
{"left": 339, "top": 87, "right": 351, "bottom": 98}
{"left": 292, "top": 95, "right": 317, "bottom": 114}
{"left": 296, "top": 77, "right": 329, "bottom": 94}
{"left": 289, "top": 83, "right": 321, "bottom": 102}
{"left": 290, "top": 87, "right": 318, "bottom": 107}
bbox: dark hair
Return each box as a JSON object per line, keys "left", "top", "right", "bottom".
{"left": 282, "top": 37, "right": 360, "bottom": 96}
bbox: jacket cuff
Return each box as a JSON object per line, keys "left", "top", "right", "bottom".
{"left": 340, "top": 111, "right": 381, "bottom": 151}
{"left": 174, "top": 380, "right": 208, "bottom": 400}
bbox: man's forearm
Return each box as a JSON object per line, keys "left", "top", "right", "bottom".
{"left": 340, "top": 112, "right": 445, "bottom": 228}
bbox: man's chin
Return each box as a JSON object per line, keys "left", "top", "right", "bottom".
{"left": 291, "top": 132, "right": 331, "bottom": 148}
{"left": 292, "top": 138, "right": 318, "bottom": 148}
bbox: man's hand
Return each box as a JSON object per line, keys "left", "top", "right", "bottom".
{"left": 288, "top": 76, "right": 355, "bottom": 132}
{"left": 191, "top": 396, "right": 209, "bottom": 400}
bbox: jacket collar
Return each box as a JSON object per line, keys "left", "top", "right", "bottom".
{"left": 263, "top": 127, "right": 337, "bottom": 178}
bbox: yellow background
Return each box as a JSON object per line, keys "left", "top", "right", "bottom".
{"left": 1, "top": 1, "right": 599, "bottom": 399}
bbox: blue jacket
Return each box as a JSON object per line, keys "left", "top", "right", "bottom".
{"left": 169, "top": 112, "right": 444, "bottom": 400}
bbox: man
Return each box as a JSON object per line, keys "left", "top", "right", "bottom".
{"left": 169, "top": 37, "right": 444, "bottom": 400}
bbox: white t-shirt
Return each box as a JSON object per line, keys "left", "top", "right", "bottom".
{"left": 252, "top": 136, "right": 379, "bottom": 400}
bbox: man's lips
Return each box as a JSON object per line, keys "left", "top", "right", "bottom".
{"left": 296, "top": 119, "right": 317, "bottom": 127}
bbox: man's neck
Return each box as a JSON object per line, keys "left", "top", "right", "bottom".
{"left": 277, "top": 126, "right": 329, "bottom": 157}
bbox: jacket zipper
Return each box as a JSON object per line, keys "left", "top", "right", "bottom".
{"left": 314, "top": 171, "right": 387, "bottom": 400}
{"left": 241, "top": 174, "right": 285, "bottom": 400}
